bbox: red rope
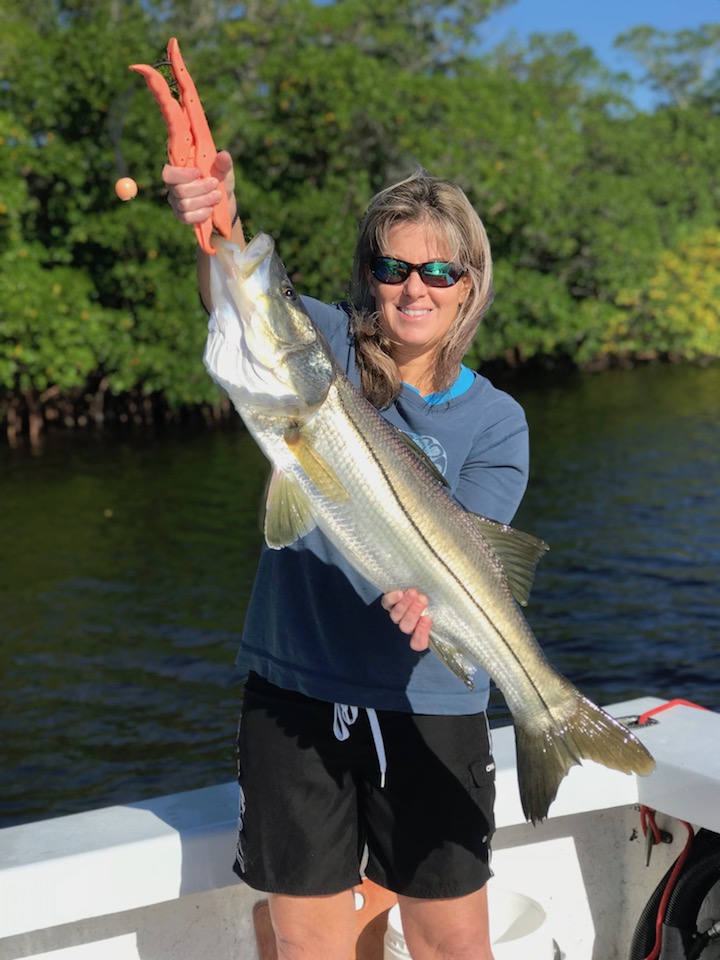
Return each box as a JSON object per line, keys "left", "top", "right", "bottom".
{"left": 641, "top": 805, "right": 661, "bottom": 846}
{"left": 637, "top": 699, "right": 710, "bottom": 726}
{"left": 636, "top": 700, "right": 708, "bottom": 958}
{"left": 641, "top": 815, "right": 695, "bottom": 960}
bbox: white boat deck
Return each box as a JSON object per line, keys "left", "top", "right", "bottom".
{"left": 1, "top": 696, "right": 719, "bottom": 959}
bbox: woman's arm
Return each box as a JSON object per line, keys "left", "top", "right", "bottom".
{"left": 160, "top": 154, "right": 438, "bottom": 651}
{"left": 162, "top": 149, "right": 244, "bottom": 311}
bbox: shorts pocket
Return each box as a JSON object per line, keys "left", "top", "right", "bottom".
{"left": 467, "top": 756, "right": 496, "bottom": 850}
{"left": 469, "top": 756, "right": 496, "bottom": 789}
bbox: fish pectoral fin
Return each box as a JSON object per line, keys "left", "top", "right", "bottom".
{"left": 264, "top": 469, "right": 317, "bottom": 548}
{"left": 284, "top": 426, "right": 349, "bottom": 502}
{"left": 429, "top": 635, "right": 476, "bottom": 690}
{"left": 469, "top": 515, "right": 550, "bottom": 607}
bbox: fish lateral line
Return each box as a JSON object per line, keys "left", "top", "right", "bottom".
{"left": 337, "top": 380, "right": 553, "bottom": 689}
{"left": 337, "top": 378, "right": 548, "bottom": 680}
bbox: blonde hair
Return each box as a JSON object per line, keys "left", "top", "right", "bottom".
{"left": 349, "top": 171, "right": 494, "bottom": 409}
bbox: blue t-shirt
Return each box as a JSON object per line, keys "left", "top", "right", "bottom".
{"left": 237, "top": 297, "right": 530, "bottom": 714}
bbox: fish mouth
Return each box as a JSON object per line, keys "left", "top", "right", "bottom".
{"left": 214, "top": 232, "right": 276, "bottom": 280}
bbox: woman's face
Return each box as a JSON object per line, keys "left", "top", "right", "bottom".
{"left": 368, "top": 221, "right": 470, "bottom": 364}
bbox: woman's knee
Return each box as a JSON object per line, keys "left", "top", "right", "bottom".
{"left": 398, "top": 886, "right": 494, "bottom": 960}
{"left": 268, "top": 890, "right": 357, "bottom": 960}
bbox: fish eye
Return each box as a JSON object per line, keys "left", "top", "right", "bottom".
{"left": 282, "top": 285, "right": 297, "bottom": 301}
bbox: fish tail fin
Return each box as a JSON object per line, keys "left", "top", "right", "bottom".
{"left": 515, "top": 692, "right": 656, "bottom": 824}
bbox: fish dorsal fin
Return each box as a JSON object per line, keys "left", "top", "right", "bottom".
{"left": 469, "top": 515, "right": 549, "bottom": 606}
{"left": 264, "top": 469, "right": 317, "bottom": 548}
{"left": 394, "top": 429, "right": 449, "bottom": 488}
{"left": 284, "top": 426, "right": 349, "bottom": 502}
{"left": 429, "top": 635, "right": 476, "bottom": 690}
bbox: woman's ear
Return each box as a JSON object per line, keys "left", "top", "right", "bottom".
{"left": 457, "top": 272, "right": 472, "bottom": 305}
{"left": 365, "top": 264, "right": 378, "bottom": 300}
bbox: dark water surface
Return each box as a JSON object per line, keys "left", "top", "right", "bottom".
{"left": 1, "top": 364, "right": 718, "bottom": 828}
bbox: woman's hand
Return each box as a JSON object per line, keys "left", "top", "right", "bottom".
{"left": 161, "top": 149, "right": 243, "bottom": 311}
{"left": 162, "top": 149, "right": 237, "bottom": 228}
{"left": 381, "top": 588, "right": 432, "bottom": 652}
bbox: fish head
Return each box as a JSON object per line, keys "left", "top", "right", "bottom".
{"left": 205, "top": 233, "right": 333, "bottom": 415}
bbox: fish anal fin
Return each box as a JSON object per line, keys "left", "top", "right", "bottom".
{"left": 515, "top": 692, "right": 656, "bottom": 823}
{"left": 429, "top": 634, "right": 476, "bottom": 690}
{"left": 469, "top": 515, "right": 549, "bottom": 606}
{"left": 264, "top": 469, "right": 317, "bottom": 548}
{"left": 284, "top": 426, "right": 348, "bottom": 502}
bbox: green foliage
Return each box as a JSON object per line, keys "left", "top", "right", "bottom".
{"left": 0, "top": 0, "right": 220, "bottom": 420}
{"left": 471, "top": 265, "right": 583, "bottom": 367}
{"left": 615, "top": 24, "right": 720, "bottom": 108}
{"left": 1, "top": 1, "right": 720, "bottom": 439}
{"left": 468, "top": 30, "right": 720, "bottom": 367}
{"left": 604, "top": 229, "right": 720, "bottom": 360}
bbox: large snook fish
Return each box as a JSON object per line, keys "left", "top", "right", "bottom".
{"left": 204, "top": 233, "right": 655, "bottom": 822}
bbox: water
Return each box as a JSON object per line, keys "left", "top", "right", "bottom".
{"left": 1, "top": 364, "right": 718, "bottom": 828}
{"left": 507, "top": 364, "right": 720, "bottom": 713}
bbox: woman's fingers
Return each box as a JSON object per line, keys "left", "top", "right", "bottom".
{"left": 161, "top": 164, "right": 223, "bottom": 224}
{"left": 381, "top": 588, "right": 432, "bottom": 651}
{"left": 408, "top": 615, "right": 432, "bottom": 652}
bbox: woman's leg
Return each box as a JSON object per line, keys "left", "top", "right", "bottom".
{"left": 398, "top": 885, "right": 494, "bottom": 960}
{"left": 268, "top": 889, "right": 357, "bottom": 960}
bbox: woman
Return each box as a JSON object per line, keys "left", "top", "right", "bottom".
{"left": 164, "top": 152, "right": 529, "bottom": 960}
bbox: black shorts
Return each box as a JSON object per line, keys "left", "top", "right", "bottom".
{"left": 233, "top": 673, "right": 495, "bottom": 899}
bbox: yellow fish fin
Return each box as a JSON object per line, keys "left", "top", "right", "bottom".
{"left": 429, "top": 635, "right": 476, "bottom": 690}
{"left": 284, "top": 426, "right": 349, "bottom": 502}
{"left": 469, "top": 515, "right": 550, "bottom": 607}
{"left": 515, "top": 690, "right": 655, "bottom": 823}
{"left": 264, "top": 469, "right": 317, "bottom": 548}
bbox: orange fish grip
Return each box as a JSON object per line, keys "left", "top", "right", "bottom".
{"left": 129, "top": 37, "right": 231, "bottom": 255}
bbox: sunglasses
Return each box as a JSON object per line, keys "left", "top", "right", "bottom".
{"left": 369, "top": 256, "right": 466, "bottom": 288}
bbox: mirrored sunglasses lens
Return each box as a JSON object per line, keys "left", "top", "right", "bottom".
{"left": 371, "top": 258, "right": 407, "bottom": 284}
{"left": 421, "top": 262, "right": 458, "bottom": 287}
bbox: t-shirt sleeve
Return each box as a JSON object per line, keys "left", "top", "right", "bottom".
{"left": 305, "top": 295, "right": 529, "bottom": 525}
{"left": 454, "top": 395, "right": 529, "bottom": 525}
{"left": 301, "top": 296, "right": 351, "bottom": 341}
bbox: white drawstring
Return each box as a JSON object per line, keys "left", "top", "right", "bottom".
{"left": 366, "top": 708, "right": 387, "bottom": 788}
{"left": 333, "top": 703, "right": 387, "bottom": 788}
{"left": 332, "top": 703, "right": 359, "bottom": 739}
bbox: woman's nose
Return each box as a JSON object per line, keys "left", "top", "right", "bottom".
{"left": 403, "top": 269, "right": 427, "bottom": 296}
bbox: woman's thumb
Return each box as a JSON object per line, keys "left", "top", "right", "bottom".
{"left": 212, "top": 149, "right": 234, "bottom": 180}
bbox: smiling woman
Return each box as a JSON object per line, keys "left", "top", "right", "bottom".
{"left": 350, "top": 172, "right": 495, "bottom": 411}
{"left": 366, "top": 222, "right": 472, "bottom": 394}
{"left": 162, "top": 155, "right": 523, "bottom": 959}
